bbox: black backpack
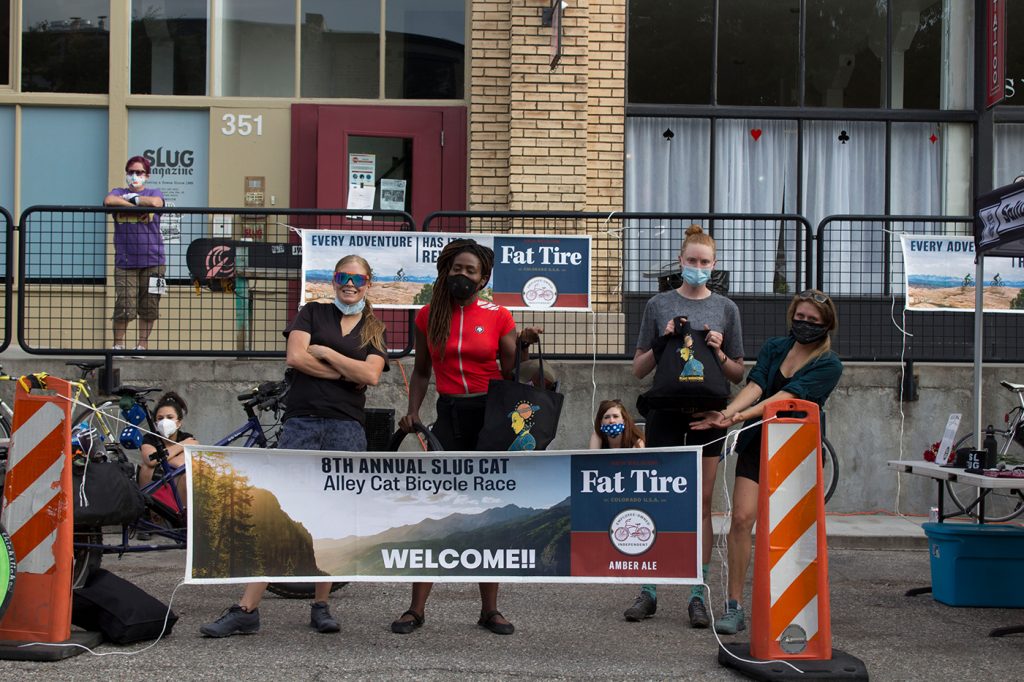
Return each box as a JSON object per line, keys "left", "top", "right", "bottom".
{"left": 637, "top": 318, "right": 730, "bottom": 416}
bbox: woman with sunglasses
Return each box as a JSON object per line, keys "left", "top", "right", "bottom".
{"left": 200, "top": 255, "right": 387, "bottom": 639}
{"left": 691, "top": 288, "right": 842, "bottom": 635}
{"left": 391, "top": 238, "right": 541, "bottom": 636}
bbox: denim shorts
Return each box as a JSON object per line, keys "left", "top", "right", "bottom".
{"left": 278, "top": 416, "right": 367, "bottom": 452}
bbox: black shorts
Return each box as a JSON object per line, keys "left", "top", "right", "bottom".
{"left": 645, "top": 407, "right": 726, "bottom": 458}
{"left": 431, "top": 394, "right": 487, "bottom": 451}
{"left": 734, "top": 445, "right": 761, "bottom": 482}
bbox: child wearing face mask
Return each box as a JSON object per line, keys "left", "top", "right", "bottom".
{"left": 139, "top": 391, "right": 197, "bottom": 504}
{"left": 589, "top": 399, "right": 645, "bottom": 450}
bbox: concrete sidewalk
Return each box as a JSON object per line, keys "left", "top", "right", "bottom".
{"left": 713, "top": 512, "right": 932, "bottom": 549}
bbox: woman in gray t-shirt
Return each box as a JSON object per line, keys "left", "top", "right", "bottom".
{"left": 622, "top": 225, "right": 745, "bottom": 628}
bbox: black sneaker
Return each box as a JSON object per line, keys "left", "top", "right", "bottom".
{"left": 310, "top": 601, "right": 340, "bottom": 633}
{"left": 688, "top": 595, "right": 710, "bottom": 628}
{"left": 199, "top": 605, "right": 260, "bottom": 637}
{"left": 623, "top": 592, "right": 657, "bottom": 621}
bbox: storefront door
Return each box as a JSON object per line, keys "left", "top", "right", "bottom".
{"left": 291, "top": 104, "right": 466, "bottom": 226}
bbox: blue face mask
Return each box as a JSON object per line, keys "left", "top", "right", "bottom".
{"left": 333, "top": 298, "right": 365, "bottom": 316}
{"left": 600, "top": 422, "right": 626, "bottom": 437}
{"left": 682, "top": 266, "right": 712, "bottom": 287}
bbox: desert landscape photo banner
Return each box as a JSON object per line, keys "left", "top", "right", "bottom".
{"left": 900, "top": 235, "right": 1024, "bottom": 313}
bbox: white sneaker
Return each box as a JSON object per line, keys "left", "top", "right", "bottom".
{"left": 131, "top": 345, "right": 146, "bottom": 359}
{"left": 112, "top": 344, "right": 125, "bottom": 351}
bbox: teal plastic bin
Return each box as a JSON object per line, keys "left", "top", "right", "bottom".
{"left": 923, "top": 522, "right": 1024, "bottom": 607}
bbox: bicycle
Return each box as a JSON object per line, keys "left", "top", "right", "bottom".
{"left": 944, "top": 380, "right": 1024, "bottom": 522}
{"left": 614, "top": 522, "right": 652, "bottom": 543}
{"left": 72, "top": 380, "right": 292, "bottom": 588}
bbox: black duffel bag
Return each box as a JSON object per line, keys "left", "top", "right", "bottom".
{"left": 73, "top": 460, "right": 147, "bottom": 527}
{"left": 72, "top": 568, "right": 178, "bottom": 644}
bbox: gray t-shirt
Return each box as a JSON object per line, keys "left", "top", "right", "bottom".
{"left": 635, "top": 290, "right": 744, "bottom": 360}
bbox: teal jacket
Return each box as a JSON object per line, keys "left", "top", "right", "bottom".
{"left": 736, "top": 335, "right": 843, "bottom": 454}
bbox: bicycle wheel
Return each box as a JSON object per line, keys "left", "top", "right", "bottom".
{"left": 944, "top": 432, "right": 1024, "bottom": 522}
{"left": 266, "top": 582, "right": 348, "bottom": 599}
{"left": 72, "top": 528, "right": 103, "bottom": 589}
{"left": 822, "top": 438, "right": 839, "bottom": 504}
{"left": 0, "top": 523, "right": 15, "bottom": 620}
{"left": 0, "top": 413, "right": 10, "bottom": 439}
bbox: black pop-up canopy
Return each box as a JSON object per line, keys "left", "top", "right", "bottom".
{"left": 969, "top": 180, "right": 1024, "bottom": 442}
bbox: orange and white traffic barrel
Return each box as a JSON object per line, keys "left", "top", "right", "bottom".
{"left": 750, "top": 398, "right": 831, "bottom": 661}
{"left": 0, "top": 375, "right": 75, "bottom": 643}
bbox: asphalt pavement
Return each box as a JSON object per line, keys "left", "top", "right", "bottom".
{"left": 0, "top": 517, "right": 1021, "bottom": 680}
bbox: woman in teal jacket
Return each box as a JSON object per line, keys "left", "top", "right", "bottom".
{"left": 691, "top": 289, "right": 842, "bottom": 635}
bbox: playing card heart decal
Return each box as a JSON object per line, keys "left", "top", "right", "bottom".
{"left": 750, "top": 128, "right": 762, "bottom": 141}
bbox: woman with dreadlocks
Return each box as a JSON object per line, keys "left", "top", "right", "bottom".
{"left": 392, "top": 238, "right": 542, "bottom": 636}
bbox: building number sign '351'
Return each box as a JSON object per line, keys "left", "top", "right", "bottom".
{"left": 220, "top": 113, "right": 264, "bottom": 137}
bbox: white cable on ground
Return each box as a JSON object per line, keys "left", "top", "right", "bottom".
{"left": 17, "top": 578, "right": 186, "bottom": 657}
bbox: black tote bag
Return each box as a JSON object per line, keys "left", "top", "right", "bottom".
{"left": 637, "top": 319, "right": 730, "bottom": 415}
{"left": 476, "top": 340, "right": 564, "bottom": 452}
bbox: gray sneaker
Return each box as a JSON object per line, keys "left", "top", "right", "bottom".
{"left": 688, "top": 595, "right": 710, "bottom": 628}
{"left": 310, "top": 601, "right": 340, "bottom": 633}
{"left": 714, "top": 602, "right": 746, "bottom": 635}
{"left": 200, "top": 605, "right": 260, "bottom": 637}
{"left": 623, "top": 592, "right": 657, "bottom": 621}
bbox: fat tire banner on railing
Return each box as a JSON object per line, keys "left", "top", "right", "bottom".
{"left": 184, "top": 445, "right": 700, "bottom": 584}
{"left": 299, "top": 230, "right": 591, "bottom": 310}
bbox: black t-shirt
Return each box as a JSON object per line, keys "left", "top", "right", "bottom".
{"left": 142, "top": 430, "right": 194, "bottom": 450}
{"left": 283, "top": 302, "right": 388, "bottom": 425}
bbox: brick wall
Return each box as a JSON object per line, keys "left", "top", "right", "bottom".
{"left": 469, "top": 0, "right": 625, "bottom": 213}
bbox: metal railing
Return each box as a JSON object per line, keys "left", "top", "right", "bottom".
{"left": 422, "top": 211, "right": 814, "bottom": 360}
{"left": 813, "top": 214, "right": 1015, "bottom": 362}
{"left": 0, "top": 207, "right": 11, "bottom": 354}
{"left": 17, "top": 206, "right": 414, "bottom": 357}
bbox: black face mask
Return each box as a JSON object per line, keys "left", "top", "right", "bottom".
{"left": 447, "top": 274, "right": 477, "bottom": 301}
{"left": 790, "top": 320, "right": 829, "bottom": 345}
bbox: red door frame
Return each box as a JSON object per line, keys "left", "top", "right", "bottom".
{"left": 290, "top": 104, "right": 466, "bottom": 225}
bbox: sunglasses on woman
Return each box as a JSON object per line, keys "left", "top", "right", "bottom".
{"left": 798, "top": 289, "right": 830, "bottom": 304}
{"left": 334, "top": 272, "right": 369, "bottom": 287}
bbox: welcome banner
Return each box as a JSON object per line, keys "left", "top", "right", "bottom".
{"left": 900, "top": 234, "right": 1024, "bottom": 312}
{"left": 184, "top": 445, "right": 700, "bottom": 584}
{"left": 300, "top": 230, "right": 591, "bottom": 311}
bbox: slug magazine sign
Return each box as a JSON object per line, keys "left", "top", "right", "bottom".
{"left": 184, "top": 445, "right": 700, "bottom": 584}
{"left": 299, "top": 230, "right": 591, "bottom": 310}
{"left": 900, "top": 235, "right": 1024, "bottom": 313}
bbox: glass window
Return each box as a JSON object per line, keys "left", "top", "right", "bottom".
{"left": 717, "top": 0, "right": 798, "bottom": 106}
{"left": 805, "top": 0, "right": 885, "bottom": 108}
{"left": 214, "top": 0, "right": 294, "bottom": 97}
{"left": 131, "top": 0, "right": 207, "bottom": 95}
{"left": 0, "top": 1, "right": 9, "bottom": 86}
{"left": 995, "top": 124, "right": 1024, "bottom": 185}
{"left": 301, "top": 0, "right": 380, "bottom": 98}
{"left": 627, "top": 0, "right": 713, "bottom": 105}
{"left": 895, "top": 0, "right": 973, "bottom": 110}
{"left": 384, "top": 0, "right": 464, "bottom": 99}
{"left": 1004, "top": 0, "right": 1024, "bottom": 105}
{"left": 891, "top": 122, "right": 941, "bottom": 214}
{"left": 22, "top": 1, "right": 110, "bottom": 93}
{"left": 21, "top": 107, "right": 108, "bottom": 279}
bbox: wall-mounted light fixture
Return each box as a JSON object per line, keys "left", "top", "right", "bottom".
{"left": 541, "top": 1, "right": 567, "bottom": 69}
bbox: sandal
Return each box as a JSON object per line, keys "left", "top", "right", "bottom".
{"left": 390, "top": 609, "right": 424, "bottom": 634}
{"left": 478, "top": 609, "right": 515, "bottom": 635}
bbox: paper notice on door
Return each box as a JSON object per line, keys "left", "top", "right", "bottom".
{"left": 379, "top": 179, "right": 407, "bottom": 211}
{"left": 347, "top": 184, "right": 376, "bottom": 217}
{"left": 349, "top": 153, "right": 376, "bottom": 186}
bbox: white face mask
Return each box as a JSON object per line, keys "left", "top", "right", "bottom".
{"left": 126, "top": 173, "right": 146, "bottom": 189}
{"left": 157, "top": 418, "right": 178, "bottom": 439}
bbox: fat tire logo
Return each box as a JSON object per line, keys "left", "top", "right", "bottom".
{"left": 609, "top": 509, "right": 656, "bottom": 556}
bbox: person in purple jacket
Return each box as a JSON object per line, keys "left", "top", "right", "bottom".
{"left": 104, "top": 156, "right": 166, "bottom": 351}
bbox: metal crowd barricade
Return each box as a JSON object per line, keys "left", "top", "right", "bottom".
{"left": 422, "top": 211, "right": 814, "bottom": 360}
{"left": 17, "top": 206, "right": 414, "bottom": 358}
{"left": 0, "top": 207, "right": 11, "bottom": 354}
{"left": 812, "top": 214, "right": 1017, "bottom": 362}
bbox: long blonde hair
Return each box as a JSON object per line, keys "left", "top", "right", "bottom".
{"left": 335, "top": 255, "right": 386, "bottom": 354}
